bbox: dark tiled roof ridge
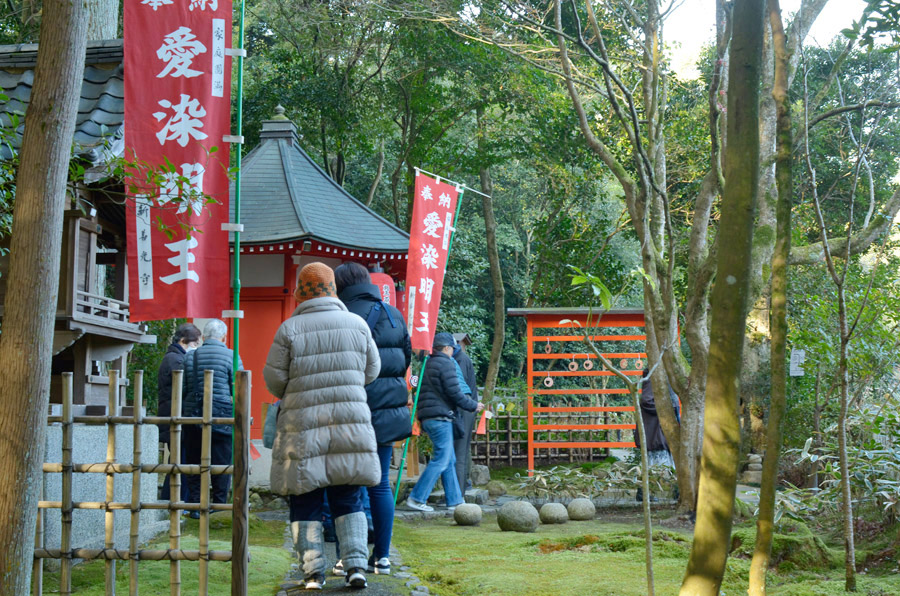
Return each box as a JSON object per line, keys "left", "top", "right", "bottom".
{"left": 0, "top": 39, "right": 122, "bottom": 68}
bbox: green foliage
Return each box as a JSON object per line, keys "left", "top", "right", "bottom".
{"left": 515, "top": 461, "right": 675, "bottom": 502}
{"left": 127, "top": 319, "right": 184, "bottom": 414}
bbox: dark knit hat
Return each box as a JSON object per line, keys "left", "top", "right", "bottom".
{"left": 433, "top": 332, "right": 455, "bottom": 350}
{"left": 294, "top": 262, "right": 337, "bottom": 303}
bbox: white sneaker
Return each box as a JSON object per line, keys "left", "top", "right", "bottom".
{"left": 346, "top": 568, "right": 367, "bottom": 589}
{"left": 404, "top": 498, "right": 433, "bottom": 512}
{"left": 332, "top": 559, "right": 346, "bottom": 576}
{"left": 373, "top": 557, "right": 391, "bottom": 575}
{"left": 303, "top": 574, "right": 325, "bottom": 590}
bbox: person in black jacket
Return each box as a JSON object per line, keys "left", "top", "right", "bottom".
{"left": 451, "top": 336, "right": 478, "bottom": 494}
{"left": 634, "top": 367, "right": 680, "bottom": 502}
{"left": 183, "top": 319, "right": 243, "bottom": 510}
{"left": 335, "top": 262, "right": 412, "bottom": 576}
{"left": 406, "top": 333, "right": 483, "bottom": 513}
{"left": 157, "top": 322, "right": 201, "bottom": 500}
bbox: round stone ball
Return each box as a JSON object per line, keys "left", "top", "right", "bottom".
{"left": 567, "top": 498, "right": 596, "bottom": 521}
{"left": 497, "top": 501, "right": 539, "bottom": 533}
{"left": 539, "top": 502, "right": 569, "bottom": 524}
{"left": 453, "top": 503, "right": 483, "bottom": 526}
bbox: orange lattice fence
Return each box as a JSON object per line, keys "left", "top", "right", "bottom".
{"left": 508, "top": 308, "right": 646, "bottom": 475}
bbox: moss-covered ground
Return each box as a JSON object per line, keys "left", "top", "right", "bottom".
{"left": 392, "top": 513, "right": 900, "bottom": 596}
{"left": 38, "top": 514, "right": 293, "bottom": 596}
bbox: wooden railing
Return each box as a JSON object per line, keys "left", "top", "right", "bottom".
{"left": 33, "top": 369, "right": 251, "bottom": 596}
{"left": 74, "top": 290, "right": 131, "bottom": 324}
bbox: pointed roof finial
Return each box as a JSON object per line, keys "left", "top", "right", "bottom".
{"left": 273, "top": 104, "right": 288, "bottom": 120}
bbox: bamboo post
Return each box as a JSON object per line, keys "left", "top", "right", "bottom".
{"left": 32, "top": 464, "right": 45, "bottom": 596}
{"left": 232, "top": 371, "right": 250, "bottom": 596}
{"left": 130, "top": 371, "right": 144, "bottom": 596}
{"left": 507, "top": 411, "right": 513, "bottom": 466}
{"left": 106, "top": 369, "right": 119, "bottom": 595}
{"left": 169, "top": 370, "right": 183, "bottom": 596}
{"left": 61, "top": 372, "right": 74, "bottom": 596}
{"left": 199, "top": 370, "right": 214, "bottom": 595}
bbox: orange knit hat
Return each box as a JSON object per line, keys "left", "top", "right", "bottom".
{"left": 294, "top": 262, "right": 338, "bottom": 302}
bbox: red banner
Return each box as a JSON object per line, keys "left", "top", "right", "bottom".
{"left": 405, "top": 172, "right": 460, "bottom": 352}
{"left": 370, "top": 272, "right": 397, "bottom": 306}
{"left": 124, "top": 0, "right": 232, "bottom": 321}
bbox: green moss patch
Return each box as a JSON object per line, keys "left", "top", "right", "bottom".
{"left": 730, "top": 520, "right": 841, "bottom": 572}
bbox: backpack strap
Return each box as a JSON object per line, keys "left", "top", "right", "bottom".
{"left": 366, "top": 299, "right": 397, "bottom": 331}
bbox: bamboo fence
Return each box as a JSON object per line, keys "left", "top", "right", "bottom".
{"left": 32, "top": 369, "right": 251, "bottom": 596}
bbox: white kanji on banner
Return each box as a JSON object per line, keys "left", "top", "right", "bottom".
{"left": 422, "top": 212, "right": 442, "bottom": 238}
{"left": 416, "top": 311, "right": 430, "bottom": 333}
{"left": 420, "top": 184, "right": 433, "bottom": 201}
{"left": 438, "top": 192, "right": 452, "bottom": 208}
{"left": 190, "top": 0, "right": 218, "bottom": 10}
{"left": 157, "top": 27, "right": 207, "bottom": 78}
{"left": 141, "top": 0, "right": 174, "bottom": 10}
{"left": 153, "top": 94, "right": 208, "bottom": 146}
{"left": 419, "top": 277, "right": 435, "bottom": 303}
{"left": 160, "top": 236, "right": 200, "bottom": 285}
{"left": 420, "top": 244, "right": 439, "bottom": 269}
{"left": 157, "top": 162, "right": 206, "bottom": 216}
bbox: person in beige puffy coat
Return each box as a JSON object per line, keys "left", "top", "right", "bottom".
{"left": 265, "top": 262, "right": 381, "bottom": 590}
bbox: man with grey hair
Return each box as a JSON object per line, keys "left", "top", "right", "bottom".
{"left": 183, "top": 319, "right": 243, "bottom": 510}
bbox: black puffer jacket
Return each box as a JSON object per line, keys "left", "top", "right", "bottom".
{"left": 339, "top": 283, "right": 413, "bottom": 445}
{"left": 183, "top": 339, "right": 243, "bottom": 435}
{"left": 416, "top": 350, "right": 478, "bottom": 422}
{"left": 157, "top": 342, "right": 187, "bottom": 442}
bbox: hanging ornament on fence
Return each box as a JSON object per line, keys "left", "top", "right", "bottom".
{"left": 544, "top": 338, "right": 552, "bottom": 354}
{"left": 583, "top": 355, "right": 593, "bottom": 370}
{"left": 543, "top": 371, "right": 554, "bottom": 387}
{"left": 620, "top": 359, "right": 628, "bottom": 369}
{"left": 568, "top": 355, "right": 579, "bottom": 371}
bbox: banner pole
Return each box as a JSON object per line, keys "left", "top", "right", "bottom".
{"left": 231, "top": 0, "right": 245, "bottom": 377}
{"left": 393, "top": 355, "right": 428, "bottom": 505}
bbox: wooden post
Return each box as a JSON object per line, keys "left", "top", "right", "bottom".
{"left": 169, "top": 370, "right": 183, "bottom": 596}
{"left": 507, "top": 411, "right": 513, "bottom": 466}
{"left": 129, "top": 371, "right": 143, "bottom": 596}
{"left": 232, "top": 371, "right": 250, "bottom": 596}
{"left": 526, "top": 319, "right": 535, "bottom": 474}
{"left": 61, "top": 372, "right": 74, "bottom": 596}
{"left": 106, "top": 370, "right": 119, "bottom": 595}
{"left": 198, "top": 370, "right": 214, "bottom": 595}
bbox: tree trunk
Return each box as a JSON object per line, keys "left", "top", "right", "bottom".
{"left": 837, "top": 301, "right": 857, "bottom": 591}
{"left": 749, "top": 3, "right": 792, "bottom": 592}
{"left": 366, "top": 139, "right": 385, "bottom": 207}
{"left": 476, "top": 107, "right": 505, "bottom": 403}
{"left": 681, "top": 1, "right": 764, "bottom": 593}
{"left": 85, "top": 0, "right": 118, "bottom": 40}
{"left": 0, "top": 0, "right": 88, "bottom": 593}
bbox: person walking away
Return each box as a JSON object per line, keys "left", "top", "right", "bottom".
{"left": 405, "top": 333, "right": 483, "bottom": 513}
{"left": 634, "top": 367, "right": 680, "bottom": 502}
{"left": 451, "top": 335, "right": 478, "bottom": 494}
{"left": 157, "top": 322, "right": 201, "bottom": 500}
{"left": 266, "top": 262, "right": 382, "bottom": 590}
{"left": 182, "top": 319, "right": 241, "bottom": 514}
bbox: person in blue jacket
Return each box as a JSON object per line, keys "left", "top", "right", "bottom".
{"left": 405, "top": 332, "right": 483, "bottom": 513}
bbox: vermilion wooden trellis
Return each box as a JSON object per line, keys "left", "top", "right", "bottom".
{"left": 508, "top": 308, "right": 646, "bottom": 475}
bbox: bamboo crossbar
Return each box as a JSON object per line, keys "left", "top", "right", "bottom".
{"left": 34, "top": 548, "right": 233, "bottom": 562}
{"left": 47, "top": 416, "right": 236, "bottom": 426}
{"left": 38, "top": 501, "right": 234, "bottom": 512}
{"left": 42, "top": 463, "right": 234, "bottom": 475}
{"left": 32, "top": 369, "right": 252, "bottom": 596}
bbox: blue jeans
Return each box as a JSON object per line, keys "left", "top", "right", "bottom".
{"left": 288, "top": 485, "right": 364, "bottom": 522}
{"left": 367, "top": 444, "right": 394, "bottom": 560}
{"left": 410, "top": 419, "right": 463, "bottom": 507}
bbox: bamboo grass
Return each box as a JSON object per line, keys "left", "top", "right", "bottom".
{"left": 106, "top": 370, "right": 119, "bottom": 595}
{"left": 169, "top": 370, "right": 183, "bottom": 596}
{"left": 129, "top": 371, "right": 143, "bottom": 596}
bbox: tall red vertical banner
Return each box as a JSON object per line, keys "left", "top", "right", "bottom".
{"left": 405, "top": 172, "right": 460, "bottom": 352}
{"left": 125, "top": 0, "right": 233, "bottom": 321}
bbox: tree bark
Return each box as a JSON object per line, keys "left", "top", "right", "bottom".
{"left": 749, "top": 2, "right": 792, "bottom": 593}
{"left": 476, "top": 107, "right": 505, "bottom": 403}
{"left": 0, "top": 1, "right": 88, "bottom": 593}
{"left": 681, "top": 1, "right": 764, "bottom": 593}
{"left": 85, "top": 0, "right": 118, "bottom": 40}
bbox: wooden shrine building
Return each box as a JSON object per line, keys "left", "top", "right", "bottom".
{"left": 0, "top": 40, "right": 154, "bottom": 413}
{"left": 231, "top": 107, "right": 409, "bottom": 439}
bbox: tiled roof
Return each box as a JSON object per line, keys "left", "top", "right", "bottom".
{"left": 0, "top": 40, "right": 124, "bottom": 162}
{"left": 231, "top": 115, "right": 409, "bottom": 252}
